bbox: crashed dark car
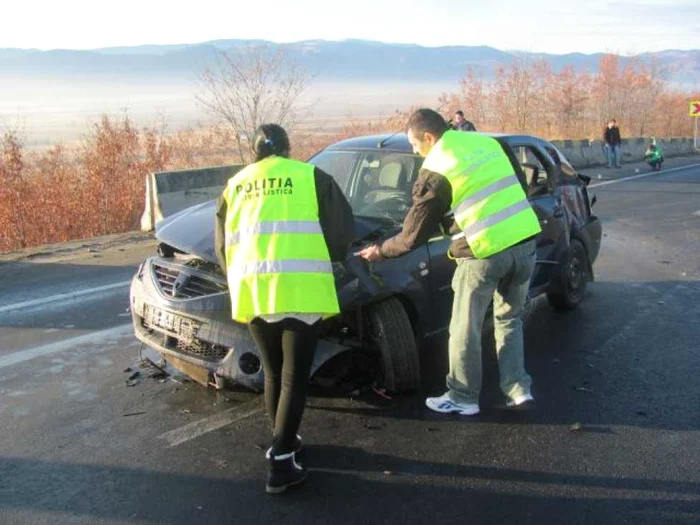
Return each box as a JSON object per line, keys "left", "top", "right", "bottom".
{"left": 130, "top": 132, "right": 602, "bottom": 393}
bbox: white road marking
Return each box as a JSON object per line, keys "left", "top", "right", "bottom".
{"left": 159, "top": 402, "right": 263, "bottom": 448}
{"left": 0, "top": 281, "right": 130, "bottom": 314}
{"left": 588, "top": 163, "right": 700, "bottom": 189}
{"left": 0, "top": 324, "right": 132, "bottom": 370}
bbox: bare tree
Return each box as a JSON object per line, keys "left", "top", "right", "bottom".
{"left": 196, "top": 46, "right": 311, "bottom": 162}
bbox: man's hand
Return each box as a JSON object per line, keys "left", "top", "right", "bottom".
{"left": 358, "top": 244, "right": 383, "bottom": 262}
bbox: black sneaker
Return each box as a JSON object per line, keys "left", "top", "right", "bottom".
{"left": 266, "top": 452, "right": 307, "bottom": 494}
{"left": 265, "top": 435, "right": 303, "bottom": 460}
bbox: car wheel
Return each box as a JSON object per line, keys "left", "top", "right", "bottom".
{"left": 366, "top": 297, "right": 421, "bottom": 393}
{"left": 546, "top": 239, "right": 589, "bottom": 311}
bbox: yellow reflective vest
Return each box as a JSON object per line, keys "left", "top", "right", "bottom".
{"left": 221, "top": 156, "right": 339, "bottom": 323}
{"left": 422, "top": 131, "right": 542, "bottom": 259}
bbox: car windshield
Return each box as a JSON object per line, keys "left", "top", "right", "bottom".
{"left": 309, "top": 149, "right": 422, "bottom": 222}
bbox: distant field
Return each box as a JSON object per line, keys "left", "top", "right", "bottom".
{"left": 0, "top": 77, "right": 452, "bottom": 148}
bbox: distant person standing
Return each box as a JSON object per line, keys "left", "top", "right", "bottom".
{"left": 453, "top": 110, "right": 476, "bottom": 132}
{"left": 644, "top": 142, "right": 664, "bottom": 171}
{"left": 604, "top": 119, "right": 622, "bottom": 168}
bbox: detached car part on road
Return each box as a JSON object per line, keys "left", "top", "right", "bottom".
{"left": 130, "top": 133, "right": 602, "bottom": 393}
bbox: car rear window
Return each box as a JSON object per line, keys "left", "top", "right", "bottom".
{"left": 546, "top": 146, "right": 579, "bottom": 183}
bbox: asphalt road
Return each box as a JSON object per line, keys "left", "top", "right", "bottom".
{"left": 1, "top": 157, "right": 699, "bottom": 525}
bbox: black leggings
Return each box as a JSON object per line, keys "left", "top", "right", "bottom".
{"left": 248, "top": 317, "right": 319, "bottom": 455}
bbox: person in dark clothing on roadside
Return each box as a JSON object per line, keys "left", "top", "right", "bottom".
{"left": 604, "top": 119, "right": 622, "bottom": 168}
{"left": 214, "top": 124, "right": 354, "bottom": 494}
{"left": 453, "top": 110, "right": 476, "bottom": 132}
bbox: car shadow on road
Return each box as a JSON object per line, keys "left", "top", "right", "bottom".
{"left": 0, "top": 456, "right": 697, "bottom": 524}
{"left": 311, "top": 279, "right": 700, "bottom": 433}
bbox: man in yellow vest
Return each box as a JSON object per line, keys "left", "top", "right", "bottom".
{"left": 215, "top": 124, "right": 354, "bottom": 493}
{"left": 359, "top": 109, "right": 541, "bottom": 416}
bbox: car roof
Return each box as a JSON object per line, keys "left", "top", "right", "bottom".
{"left": 323, "top": 132, "right": 549, "bottom": 154}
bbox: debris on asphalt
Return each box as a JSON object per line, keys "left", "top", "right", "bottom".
{"left": 138, "top": 358, "right": 170, "bottom": 380}
{"left": 180, "top": 409, "right": 191, "bottom": 415}
{"left": 425, "top": 427, "right": 439, "bottom": 432}
{"left": 127, "top": 371, "right": 140, "bottom": 381}
{"left": 122, "top": 411, "right": 146, "bottom": 417}
{"left": 636, "top": 410, "right": 648, "bottom": 417}
{"left": 570, "top": 422, "right": 583, "bottom": 432}
{"left": 148, "top": 368, "right": 168, "bottom": 380}
{"left": 372, "top": 384, "right": 393, "bottom": 400}
{"left": 364, "top": 423, "right": 383, "bottom": 430}
{"left": 657, "top": 301, "right": 665, "bottom": 305}
{"left": 552, "top": 358, "right": 561, "bottom": 364}
{"left": 573, "top": 386, "right": 594, "bottom": 394}
{"left": 123, "top": 367, "right": 132, "bottom": 373}
{"left": 126, "top": 378, "right": 139, "bottom": 387}
{"left": 658, "top": 260, "right": 673, "bottom": 264}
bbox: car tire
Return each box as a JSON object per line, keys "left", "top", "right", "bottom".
{"left": 366, "top": 297, "right": 421, "bottom": 393}
{"left": 546, "top": 239, "right": 589, "bottom": 311}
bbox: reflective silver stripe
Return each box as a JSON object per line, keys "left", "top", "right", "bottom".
{"left": 226, "top": 221, "right": 322, "bottom": 246}
{"left": 456, "top": 200, "right": 533, "bottom": 239}
{"left": 232, "top": 260, "right": 333, "bottom": 276}
{"left": 452, "top": 175, "right": 520, "bottom": 218}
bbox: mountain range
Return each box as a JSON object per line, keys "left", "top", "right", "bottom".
{"left": 1, "top": 39, "right": 698, "bottom": 87}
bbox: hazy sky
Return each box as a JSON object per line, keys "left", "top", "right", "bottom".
{"left": 4, "top": 0, "right": 698, "bottom": 54}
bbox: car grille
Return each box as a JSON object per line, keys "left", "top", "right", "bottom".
{"left": 140, "top": 307, "right": 228, "bottom": 362}
{"left": 152, "top": 262, "right": 227, "bottom": 299}
{"left": 175, "top": 338, "right": 229, "bottom": 361}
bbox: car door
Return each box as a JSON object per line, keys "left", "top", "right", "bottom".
{"left": 509, "top": 141, "right": 570, "bottom": 293}
{"left": 425, "top": 230, "right": 455, "bottom": 338}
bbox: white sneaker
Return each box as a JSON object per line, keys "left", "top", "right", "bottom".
{"left": 505, "top": 393, "right": 534, "bottom": 409}
{"left": 425, "top": 393, "right": 480, "bottom": 416}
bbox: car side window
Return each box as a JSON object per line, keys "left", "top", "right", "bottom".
{"left": 513, "top": 145, "right": 552, "bottom": 197}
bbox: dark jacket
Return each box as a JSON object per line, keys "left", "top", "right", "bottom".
{"left": 215, "top": 165, "right": 355, "bottom": 273}
{"left": 379, "top": 138, "right": 527, "bottom": 259}
{"left": 454, "top": 120, "right": 476, "bottom": 132}
{"left": 604, "top": 125, "right": 621, "bottom": 146}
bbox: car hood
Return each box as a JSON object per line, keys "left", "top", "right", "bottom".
{"left": 155, "top": 200, "right": 393, "bottom": 264}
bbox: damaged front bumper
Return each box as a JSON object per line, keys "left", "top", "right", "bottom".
{"left": 129, "top": 257, "right": 351, "bottom": 390}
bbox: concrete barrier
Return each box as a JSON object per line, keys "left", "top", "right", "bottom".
{"left": 141, "top": 165, "right": 243, "bottom": 231}
{"left": 552, "top": 137, "right": 696, "bottom": 169}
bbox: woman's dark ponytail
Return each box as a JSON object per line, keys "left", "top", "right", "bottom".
{"left": 252, "top": 124, "right": 290, "bottom": 162}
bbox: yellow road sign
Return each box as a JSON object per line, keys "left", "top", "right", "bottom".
{"left": 691, "top": 101, "right": 700, "bottom": 117}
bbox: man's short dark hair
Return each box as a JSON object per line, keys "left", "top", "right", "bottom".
{"left": 406, "top": 108, "right": 449, "bottom": 138}
{"left": 455, "top": 110, "right": 464, "bottom": 117}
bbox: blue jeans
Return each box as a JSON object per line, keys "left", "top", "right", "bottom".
{"left": 446, "top": 240, "right": 536, "bottom": 404}
{"left": 606, "top": 145, "right": 621, "bottom": 167}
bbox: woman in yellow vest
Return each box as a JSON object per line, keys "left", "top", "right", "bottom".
{"left": 215, "top": 124, "right": 354, "bottom": 494}
{"left": 360, "top": 109, "right": 541, "bottom": 416}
